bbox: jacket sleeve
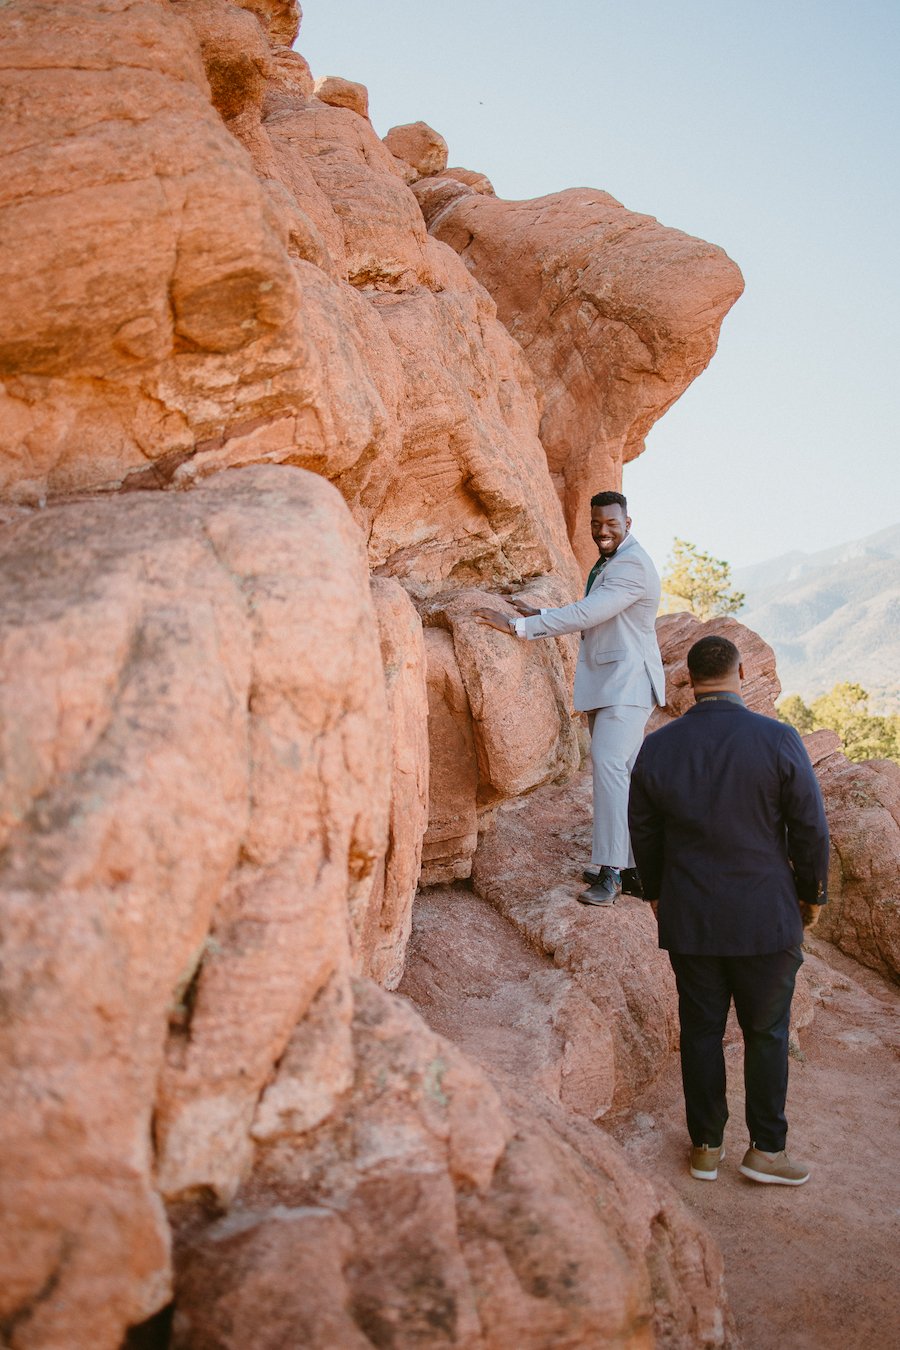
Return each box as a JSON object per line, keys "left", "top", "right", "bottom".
{"left": 627, "top": 746, "right": 664, "bottom": 901}
{"left": 519, "top": 551, "right": 648, "bottom": 639}
{"left": 778, "top": 726, "right": 830, "bottom": 903}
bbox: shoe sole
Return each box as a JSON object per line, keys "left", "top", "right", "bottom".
{"left": 583, "top": 869, "right": 643, "bottom": 896}
{"left": 691, "top": 1148, "right": 724, "bottom": 1180}
{"left": 739, "top": 1164, "right": 809, "bottom": 1186}
{"left": 577, "top": 893, "right": 618, "bottom": 906}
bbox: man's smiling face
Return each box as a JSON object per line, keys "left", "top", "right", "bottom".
{"left": 590, "top": 503, "right": 630, "bottom": 558}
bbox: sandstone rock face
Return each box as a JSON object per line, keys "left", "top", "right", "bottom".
{"left": 419, "top": 185, "right": 745, "bottom": 569}
{"left": 472, "top": 773, "right": 681, "bottom": 1109}
{"left": 440, "top": 166, "right": 496, "bottom": 195}
{"left": 313, "top": 73, "right": 370, "bottom": 118}
{"left": 0, "top": 2, "right": 767, "bottom": 1344}
{"left": 402, "top": 885, "right": 620, "bottom": 1122}
{"left": 0, "top": 3, "right": 391, "bottom": 518}
{"left": 233, "top": 0, "right": 300, "bottom": 47}
{"left": 419, "top": 587, "right": 580, "bottom": 881}
{"left": 364, "top": 578, "right": 430, "bottom": 988}
{"left": 174, "top": 980, "right": 734, "bottom": 1350}
{"left": 0, "top": 466, "right": 395, "bottom": 1345}
{"left": 0, "top": 0, "right": 585, "bottom": 895}
{"left": 807, "top": 743, "right": 900, "bottom": 982}
{"left": 173, "top": 0, "right": 274, "bottom": 121}
{"left": 649, "top": 612, "right": 781, "bottom": 730}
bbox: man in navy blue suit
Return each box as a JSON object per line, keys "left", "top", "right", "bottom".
{"left": 628, "top": 635, "right": 829, "bottom": 1186}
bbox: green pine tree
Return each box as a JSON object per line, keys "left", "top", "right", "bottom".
{"left": 660, "top": 538, "right": 745, "bottom": 621}
{"left": 777, "top": 682, "right": 900, "bottom": 763}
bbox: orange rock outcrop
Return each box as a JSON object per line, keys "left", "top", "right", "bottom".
{"left": 415, "top": 183, "right": 744, "bottom": 569}
{"left": 804, "top": 734, "right": 900, "bottom": 981}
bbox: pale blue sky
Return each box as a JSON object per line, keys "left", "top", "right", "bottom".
{"left": 298, "top": 0, "right": 900, "bottom": 569}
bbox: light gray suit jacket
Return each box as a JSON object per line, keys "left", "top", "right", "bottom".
{"left": 519, "top": 533, "right": 665, "bottom": 712}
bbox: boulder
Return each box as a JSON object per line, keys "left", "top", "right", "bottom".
{"left": 384, "top": 120, "right": 450, "bottom": 178}
{"left": 401, "top": 885, "right": 619, "bottom": 1122}
{"left": 649, "top": 612, "right": 781, "bottom": 730}
{"left": 364, "top": 243, "right": 579, "bottom": 598}
{"left": 471, "top": 772, "right": 680, "bottom": 1108}
{"left": 440, "top": 166, "right": 496, "bottom": 195}
{"left": 0, "top": 466, "right": 392, "bottom": 1345}
{"left": 269, "top": 43, "right": 315, "bottom": 96}
{"left": 174, "top": 981, "right": 735, "bottom": 1349}
{"left": 261, "top": 95, "right": 435, "bottom": 292}
{"left": 419, "top": 586, "right": 579, "bottom": 883}
{"left": 0, "top": 0, "right": 389, "bottom": 503}
{"left": 313, "top": 74, "right": 370, "bottom": 119}
{"left": 809, "top": 745, "right": 900, "bottom": 981}
{"left": 420, "top": 627, "right": 480, "bottom": 883}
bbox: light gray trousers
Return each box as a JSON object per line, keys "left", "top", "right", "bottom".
{"left": 588, "top": 703, "right": 653, "bottom": 868}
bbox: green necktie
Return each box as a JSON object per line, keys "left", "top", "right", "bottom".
{"left": 585, "top": 557, "right": 606, "bottom": 595}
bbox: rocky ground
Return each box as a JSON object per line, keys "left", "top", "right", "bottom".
{"left": 403, "top": 884, "right": 900, "bottom": 1349}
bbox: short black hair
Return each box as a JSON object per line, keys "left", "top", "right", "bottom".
{"left": 590, "top": 490, "right": 627, "bottom": 514}
{"left": 687, "top": 635, "right": 740, "bottom": 681}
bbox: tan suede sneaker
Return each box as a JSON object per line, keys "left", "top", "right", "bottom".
{"left": 740, "top": 1146, "right": 810, "bottom": 1186}
{"left": 690, "top": 1144, "right": 725, "bottom": 1180}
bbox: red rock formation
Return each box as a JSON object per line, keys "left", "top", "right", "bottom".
{"left": 805, "top": 736, "right": 900, "bottom": 982}
{"left": 416, "top": 183, "right": 745, "bottom": 570}
{"left": 471, "top": 773, "right": 681, "bottom": 1109}
{"left": 0, "top": 466, "right": 398, "bottom": 1343}
{"left": 649, "top": 611, "right": 781, "bottom": 729}
{"left": 174, "top": 980, "right": 735, "bottom": 1349}
{"left": 0, "top": 2, "right": 766, "bottom": 1344}
{"left": 365, "top": 578, "right": 430, "bottom": 988}
{"left": 313, "top": 73, "right": 370, "bottom": 117}
{"left": 440, "top": 166, "right": 496, "bottom": 195}
{"left": 384, "top": 119, "right": 450, "bottom": 178}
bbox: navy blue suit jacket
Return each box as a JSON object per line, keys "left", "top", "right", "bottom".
{"left": 628, "top": 697, "right": 829, "bottom": 955}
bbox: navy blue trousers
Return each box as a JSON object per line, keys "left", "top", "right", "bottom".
{"left": 668, "top": 947, "right": 803, "bottom": 1152}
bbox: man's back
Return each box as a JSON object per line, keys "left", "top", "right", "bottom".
{"left": 629, "top": 698, "right": 829, "bottom": 955}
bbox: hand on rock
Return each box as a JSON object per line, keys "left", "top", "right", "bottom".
{"left": 474, "top": 607, "right": 514, "bottom": 633}
{"left": 507, "top": 595, "right": 541, "bottom": 617}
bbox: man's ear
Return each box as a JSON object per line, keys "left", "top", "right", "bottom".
{"left": 625, "top": 515, "right": 632, "bottom": 531}
{"left": 738, "top": 662, "right": 745, "bottom": 680}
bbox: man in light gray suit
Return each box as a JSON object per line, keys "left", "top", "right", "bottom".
{"left": 476, "top": 491, "right": 665, "bottom": 905}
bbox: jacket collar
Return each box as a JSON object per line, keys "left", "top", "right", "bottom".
{"left": 687, "top": 692, "right": 746, "bottom": 712}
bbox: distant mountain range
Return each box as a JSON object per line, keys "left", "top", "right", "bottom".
{"left": 733, "top": 524, "right": 900, "bottom": 713}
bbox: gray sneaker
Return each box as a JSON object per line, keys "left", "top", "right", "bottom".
{"left": 578, "top": 866, "right": 620, "bottom": 906}
{"left": 740, "top": 1146, "right": 810, "bottom": 1186}
{"left": 690, "top": 1143, "right": 725, "bottom": 1181}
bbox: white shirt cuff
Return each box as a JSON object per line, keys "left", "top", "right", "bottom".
{"left": 513, "top": 610, "right": 546, "bottom": 638}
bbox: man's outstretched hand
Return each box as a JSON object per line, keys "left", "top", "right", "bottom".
{"left": 474, "top": 607, "right": 515, "bottom": 633}
{"left": 475, "top": 594, "right": 540, "bottom": 633}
